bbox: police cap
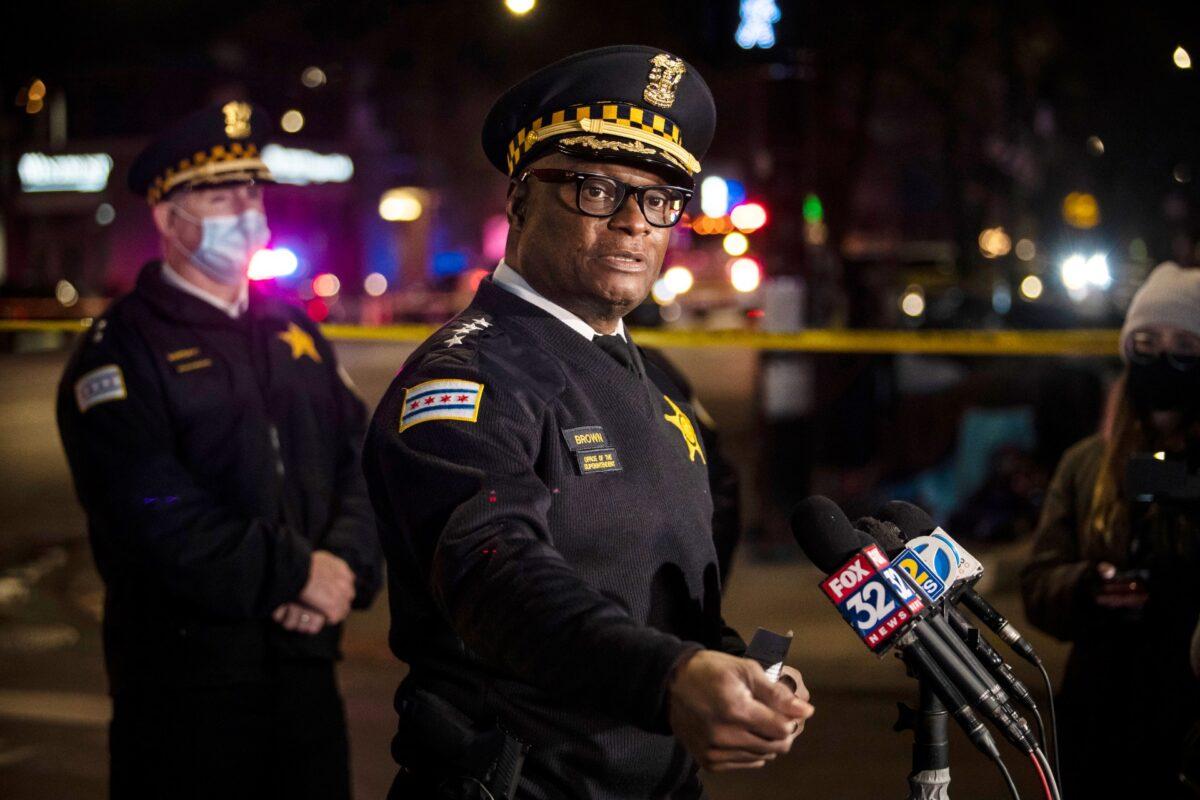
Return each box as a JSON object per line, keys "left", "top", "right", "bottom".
{"left": 128, "top": 101, "right": 275, "bottom": 205}
{"left": 482, "top": 45, "right": 715, "bottom": 187}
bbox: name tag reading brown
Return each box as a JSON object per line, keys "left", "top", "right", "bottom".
{"left": 561, "top": 426, "right": 608, "bottom": 452}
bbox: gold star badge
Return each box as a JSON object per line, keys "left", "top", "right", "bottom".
{"left": 663, "top": 395, "right": 706, "bottom": 464}
{"left": 277, "top": 322, "right": 323, "bottom": 363}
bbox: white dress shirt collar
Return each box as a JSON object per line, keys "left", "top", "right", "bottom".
{"left": 492, "top": 260, "right": 626, "bottom": 341}
{"left": 160, "top": 261, "right": 249, "bottom": 319}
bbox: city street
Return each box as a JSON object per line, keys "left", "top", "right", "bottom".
{"left": 0, "top": 341, "right": 1069, "bottom": 799}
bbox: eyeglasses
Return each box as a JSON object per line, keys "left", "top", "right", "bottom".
{"left": 520, "top": 168, "right": 693, "bottom": 228}
{"left": 1129, "top": 328, "right": 1200, "bottom": 370}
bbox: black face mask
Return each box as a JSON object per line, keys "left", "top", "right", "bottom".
{"left": 1127, "top": 356, "right": 1200, "bottom": 415}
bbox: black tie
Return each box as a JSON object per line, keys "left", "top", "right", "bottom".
{"left": 594, "top": 333, "right": 637, "bottom": 375}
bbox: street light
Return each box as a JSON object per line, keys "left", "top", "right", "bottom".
{"left": 505, "top": 0, "right": 536, "bottom": 15}
{"left": 1174, "top": 45, "right": 1192, "bottom": 70}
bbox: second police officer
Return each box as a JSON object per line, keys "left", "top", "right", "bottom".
{"left": 57, "top": 102, "right": 382, "bottom": 799}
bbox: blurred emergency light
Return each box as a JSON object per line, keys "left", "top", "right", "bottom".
{"left": 700, "top": 176, "right": 730, "bottom": 218}
{"left": 482, "top": 214, "right": 509, "bottom": 262}
{"left": 729, "top": 257, "right": 762, "bottom": 293}
{"left": 730, "top": 202, "right": 767, "bottom": 233}
{"left": 248, "top": 248, "right": 299, "bottom": 281}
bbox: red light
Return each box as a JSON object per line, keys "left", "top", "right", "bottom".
{"left": 305, "top": 298, "right": 329, "bottom": 322}
{"left": 463, "top": 267, "right": 490, "bottom": 292}
{"left": 746, "top": 308, "right": 765, "bottom": 319}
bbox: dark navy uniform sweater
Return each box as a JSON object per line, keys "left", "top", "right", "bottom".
{"left": 57, "top": 261, "right": 382, "bottom": 693}
{"left": 363, "top": 278, "right": 745, "bottom": 799}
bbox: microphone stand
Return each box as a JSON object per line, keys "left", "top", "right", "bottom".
{"left": 896, "top": 675, "right": 952, "bottom": 799}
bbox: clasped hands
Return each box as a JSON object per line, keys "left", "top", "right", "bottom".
{"left": 272, "top": 550, "right": 356, "bottom": 635}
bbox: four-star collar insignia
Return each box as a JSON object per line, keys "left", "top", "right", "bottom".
{"left": 278, "top": 321, "right": 323, "bottom": 363}
{"left": 444, "top": 316, "right": 492, "bottom": 347}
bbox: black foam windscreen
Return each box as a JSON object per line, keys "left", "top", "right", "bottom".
{"left": 855, "top": 516, "right": 906, "bottom": 557}
{"left": 875, "top": 500, "right": 936, "bottom": 542}
{"left": 789, "top": 496, "right": 874, "bottom": 573}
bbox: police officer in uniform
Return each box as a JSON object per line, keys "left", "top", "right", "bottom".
{"left": 56, "top": 101, "right": 381, "bottom": 799}
{"left": 363, "top": 47, "right": 814, "bottom": 800}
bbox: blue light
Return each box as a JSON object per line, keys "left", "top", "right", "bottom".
{"left": 432, "top": 251, "right": 469, "bottom": 277}
{"left": 725, "top": 179, "right": 746, "bottom": 209}
{"left": 248, "top": 247, "right": 300, "bottom": 281}
{"left": 736, "top": 0, "right": 781, "bottom": 50}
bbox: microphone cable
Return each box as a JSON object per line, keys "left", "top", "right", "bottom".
{"left": 994, "top": 753, "right": 1022, "bottom": 800}
{"left": 1031, "top": 704, "right": 1048, "bottom": 757}
{"left": 1030, "top": 746, "right": 1062, "bottom": 800}
{"left": 1035, "top": 659, "right": 1064, "bottom": 797}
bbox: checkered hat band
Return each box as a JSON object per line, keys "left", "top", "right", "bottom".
{"left": 147, "top": 142, "right": 270, "bottom": 204}
{"left": 506, "top": 102, "right": 683, "bottom": 174}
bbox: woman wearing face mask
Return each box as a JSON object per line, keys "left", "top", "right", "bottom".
{"left": 1021, "top": 261, "right": 1200, "bottom": 798}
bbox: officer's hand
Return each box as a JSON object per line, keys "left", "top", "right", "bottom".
{"left": 299, "top": 551, "right": 356, "bottom": 623}
{"left": 667, "top": 650, "right": 814, "bottom": 772}
{"left": 272, "top": 602, "right": 327, "bottom": 634}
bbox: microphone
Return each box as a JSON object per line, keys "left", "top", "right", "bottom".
{"left": 877, "top": 501, "right": 1042, "bottom": 668}
{"left": 863, "top": 518, "right": 1039, "bottom": 714}
{"left": 791, "top": 497, "right": 1030, "bottom": 754}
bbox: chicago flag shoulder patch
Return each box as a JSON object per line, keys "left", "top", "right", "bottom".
{"left": 75, "top": 364, "right": 127, "bottom": 412}
{"left": 399, "top": 379, "right": 484, "bottom": 432}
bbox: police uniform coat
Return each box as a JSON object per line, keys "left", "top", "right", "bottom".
{"left": 364, "top": 278, "right": 745, "bottom": 800}
{"left": 57, "top": 261, "right": 382, "bottom": 693}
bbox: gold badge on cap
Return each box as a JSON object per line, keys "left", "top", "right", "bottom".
{"left": 222, "top": 101, "right": 253, "bottom": 139}
{"left": 644, "top": 53, "right": 686, "bottom": 109}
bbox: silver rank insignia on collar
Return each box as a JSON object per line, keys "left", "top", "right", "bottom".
{"left": 445, "top": 316, "right": 492, "bottom": 347}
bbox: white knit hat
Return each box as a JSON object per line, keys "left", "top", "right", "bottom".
{"left": 1119, "top": 262, "right": 1200, "bottom": 361}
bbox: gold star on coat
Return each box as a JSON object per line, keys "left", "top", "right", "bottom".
{"left": 278, "top": 322, "right": 323, "bottom": 363}
{"left": 663, "top": 395, "right": 706, "bottom": 464}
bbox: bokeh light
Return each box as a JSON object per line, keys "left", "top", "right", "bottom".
{"left": 729, "top": 257, "right": 762, "bottom": 293}
{"left": 723, "top": 231, "right": 750, "bottom": 256}
{"left": 662, "top": 265, "right": 694, "bottom": 295}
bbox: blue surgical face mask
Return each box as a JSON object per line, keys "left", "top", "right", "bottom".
{"left": 170, "top": 205, "right": 271, "bottom": 286}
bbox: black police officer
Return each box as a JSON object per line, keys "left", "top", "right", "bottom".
{"left": 56, "top": 101, "right": 381, "bottom": 799}
{"left": 363, "top": 47, "right": 813, "bottom": 800}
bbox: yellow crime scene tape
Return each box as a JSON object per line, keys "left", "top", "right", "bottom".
{"left": 1, "top": 319, "right": 1120, "bottom": 356}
